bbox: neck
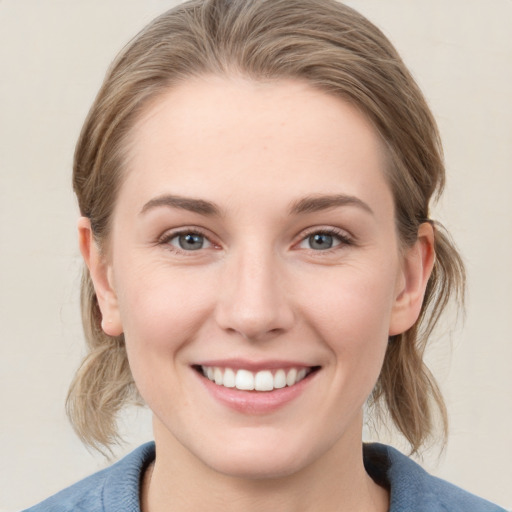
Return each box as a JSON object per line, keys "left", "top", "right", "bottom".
{"left": 142, "top": 418, "right": 388, "bottom": 512}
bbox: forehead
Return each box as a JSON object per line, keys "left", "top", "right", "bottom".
{"left": 120, "top": 76, "right": 392, "bottom": 215}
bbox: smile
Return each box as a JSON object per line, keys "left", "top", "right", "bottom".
{"left": 199, "top": 366, "right": 315, "bottom": 392}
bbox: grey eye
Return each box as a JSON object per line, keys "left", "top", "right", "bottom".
{"left": 171, "top": 233, "right": 210, "bottom": 251}
{"left": 308, "top": 233, "right": 335, "bottom": 250}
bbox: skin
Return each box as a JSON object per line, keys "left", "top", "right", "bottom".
{"left": 79, "top": 76, "right": 434, "bottom": 512}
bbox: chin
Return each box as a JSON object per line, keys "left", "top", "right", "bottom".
{"left": 205, "top": 448, "right": 309, "bottom": 480}
{"left": 191, "top": 427, "right": 332, "bottom": 481}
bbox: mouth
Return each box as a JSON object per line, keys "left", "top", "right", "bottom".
{"left": 193, "top": 364, "right": 321, "bottom": 392}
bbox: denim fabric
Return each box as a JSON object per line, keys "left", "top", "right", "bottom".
{"left": 24, "top": 442, "right": 506, "bottom": 511}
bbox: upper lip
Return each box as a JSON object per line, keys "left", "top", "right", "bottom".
{"left": 193, "top": 359, "right": 317, "bottom": 372}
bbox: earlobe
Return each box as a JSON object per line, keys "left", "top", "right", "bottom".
{"left": 77, "top": 217, "right": 123, "bottom": 337}
{"left": 389, "top": 222, "right": 435, "bottom": 336}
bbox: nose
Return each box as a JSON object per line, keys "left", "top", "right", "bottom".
{"left": 214, "top": 246, "right": 295, "bottom": 342}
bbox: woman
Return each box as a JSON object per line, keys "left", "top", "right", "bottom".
{"left": 24, "top": 0, "right": 506, "bottom": 510}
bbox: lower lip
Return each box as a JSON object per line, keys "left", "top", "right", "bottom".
{"left": 195, "top": 369, "right": 318, "bottom": 415}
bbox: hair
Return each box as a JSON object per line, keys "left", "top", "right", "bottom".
{"left": 67, "top": 0, "right": 465, "bottom": 454}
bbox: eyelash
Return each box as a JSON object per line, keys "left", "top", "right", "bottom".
{"left": 297, "top": 227, "right": 354, "bottom": 254}
{"left": 157, "top": 227, "right": 353, "bottom": 255}
{"left": 157, "top": 228, "right": 215, "bottom": 255}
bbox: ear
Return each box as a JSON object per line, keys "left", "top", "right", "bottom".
{"left": 389, "top": 222, "right": 435, "bottom": 336}
{"left": 78, "top": 217, "right": 123, "bottom": 336}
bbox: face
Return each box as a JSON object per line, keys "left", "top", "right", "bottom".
{"left": 86, "top": 77, "right": 430, "bottom": 479}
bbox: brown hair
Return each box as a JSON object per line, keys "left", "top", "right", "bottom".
{"left": 67, "top": 0, "right": 465, "bottom": 454}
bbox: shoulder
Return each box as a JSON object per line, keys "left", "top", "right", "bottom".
{"left": 364, "top": 443, "right": 507, "bottom": 512}
{"left": 22, "top": 442, "right": 155, "bottom": 512}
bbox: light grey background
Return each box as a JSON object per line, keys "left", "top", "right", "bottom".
{"left": 1, "top": 1, "right": 511, "bottom": 510}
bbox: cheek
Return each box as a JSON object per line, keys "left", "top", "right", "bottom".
{"left": 303, "top": 265, "right": 397, "bottom": 341}
{"left": 113, "top": 265, "right": 217, "bottom": 412}
{"left": 297, "top": 264, "right": 397, "bottom": 388}
{"left": 113, "top": 258, "right": 218, "bottom": 365}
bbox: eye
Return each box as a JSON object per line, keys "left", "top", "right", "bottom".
{"left": 167, "top": 232, "right": 212, "bottom": 251}
{"left": 306, "top": 233, "right": 338, "bottom": 250}
{"left": 297, "top": 229, "right": 351, "bottom": 251}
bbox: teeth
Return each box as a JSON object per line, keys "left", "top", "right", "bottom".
{"left": 254, "top": 370, "right": 273, "bottom": 391}
{"left": 274, "top": 369, "right": 286, "bottom": 389}
{"left": 286, "top": 368, "right": 297, "bottom": 387}
{"left": 223, "top": 368, "right": 236, "bottom": 388}
{"left": 201, "top": 366, "right": 312, "bottom": 392}
{"left": 214, "top": 367, "right": 223, "bottom": 385}
{"left": 235, "top": 369, "right": 255, "bottom": 390}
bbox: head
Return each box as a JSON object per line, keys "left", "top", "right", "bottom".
{"left": 68, "top": 0, "right": 465, "bottom": 457}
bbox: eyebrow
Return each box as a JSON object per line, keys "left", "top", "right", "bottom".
{"left": 289, "top": 194, "right": 374, "bottom": 216}
{"left": 139, "top": 193, "right": 373, "bottom": 218}
{"left": 140, "top": 194, "right": 222, "bottom": 216}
